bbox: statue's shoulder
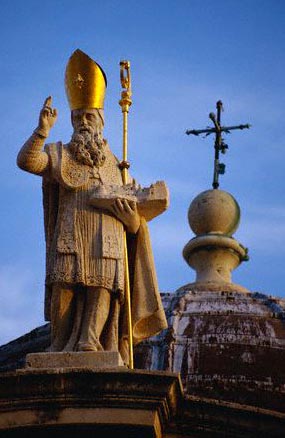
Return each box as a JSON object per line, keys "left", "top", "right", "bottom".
{"left": 43, "top": 142, "right": 87, "bottom": 188}
{"left": 44, "top": 141, "right": 63, "bottom": 167}
{"left": 44, "top": 141, "right": 76, "bottom": 166}
{"left": 41, "top": 142, "right": 62, "bottom": 183}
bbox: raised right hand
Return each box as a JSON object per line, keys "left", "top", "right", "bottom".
{"left": 37, "top": 96, "right": 58, "bottom": 137}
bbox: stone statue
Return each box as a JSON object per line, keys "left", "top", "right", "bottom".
{"left": 17, "top": 49, "right": 168, "bottom": 364}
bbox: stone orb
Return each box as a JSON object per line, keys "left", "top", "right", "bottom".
{"left": 188, "top": 189, "right": 240, "bottom": 235}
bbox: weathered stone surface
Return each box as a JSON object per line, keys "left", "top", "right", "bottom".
{"left": 0, "top": 368, "right": 183, "bottom": 438}
{"left": 89, "top": 181, "right": 169, "bottom": 222}
{"left": 170, "top": 395, "right": 285, "bottom": 438}
{"left": 135, "top": 289, "right": 285, "bottom": 412}
{"left": 2, "top": 288, "right": 285, "bottom": 415}
{"left": 25, "top": 351, "right": 125, "bottom": 369}
{"left": 183, "top": 188, "right": 248, "bottom": 289}
{"left": 188, "top": 189, "right": 240, "bottom": 236}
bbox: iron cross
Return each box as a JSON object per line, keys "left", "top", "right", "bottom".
{"left": 186, "top": 100, "right": 251, "bottom": 189}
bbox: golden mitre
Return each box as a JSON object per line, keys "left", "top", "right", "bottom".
{"left": 65, "top": 49, "right": 107, "bottom": 110}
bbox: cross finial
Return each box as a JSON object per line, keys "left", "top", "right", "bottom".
{"left": 186, "top": 101, "right": 251, "bottom": 189}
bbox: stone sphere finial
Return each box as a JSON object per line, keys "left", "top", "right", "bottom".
{"left": 188, "top": 189, "right": 241, "bottom": 236}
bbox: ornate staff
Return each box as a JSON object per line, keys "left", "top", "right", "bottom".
{"left": 119, "top": 60, "right": 133, "bottom": 369}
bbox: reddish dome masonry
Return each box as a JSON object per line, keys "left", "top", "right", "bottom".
{"left": 134, "top": 289, "right": 285, "bottom": 412}
{"left": 188, "top": 189, "right": 241, "bottom": 236}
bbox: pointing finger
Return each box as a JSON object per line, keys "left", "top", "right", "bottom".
{"left": 44, "top": 96, "right": 52, "bottom": 108}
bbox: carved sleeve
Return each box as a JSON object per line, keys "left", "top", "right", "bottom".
{"left": 17, "top": 131, "right": 49, "bottom": 175}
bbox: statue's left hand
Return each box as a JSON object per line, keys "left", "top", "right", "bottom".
{"left": 112, "top": 199, "right": 140, "bottom": 234}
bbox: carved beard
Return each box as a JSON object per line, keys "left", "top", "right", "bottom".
{"left": 69, "top": 128, "right": 106, "bottom": 168}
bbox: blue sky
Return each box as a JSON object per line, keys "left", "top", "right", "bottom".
{"left": 1, "top": 0, "right": 285, "bottom": 345}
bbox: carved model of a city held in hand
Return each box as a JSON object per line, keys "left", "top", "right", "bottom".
{"left": 17, "top": 49, "right": 168, "bottom": 366}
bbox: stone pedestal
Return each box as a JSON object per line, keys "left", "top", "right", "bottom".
{"left": 25, "top": 351, "right": 125, "bottom": 369}
{"left": 0, "top": 367, "right": 182, "bottom": 438}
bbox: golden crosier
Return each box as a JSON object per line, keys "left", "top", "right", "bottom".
{"left": 119, "top": 60, "right": 134, "bottom": 369}
{"left": 65, "top": 49, "right": 107, "bottom": 110}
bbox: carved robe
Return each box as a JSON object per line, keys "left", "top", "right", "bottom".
{"left": 44, "top": 142, "right": 124, "bottom": 297}
{"left": 42, "top": 141, "right": 167, "bottom": 360}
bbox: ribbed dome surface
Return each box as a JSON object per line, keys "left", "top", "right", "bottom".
{"left": 134, "top": 286, "right": 285, "bottom": 411}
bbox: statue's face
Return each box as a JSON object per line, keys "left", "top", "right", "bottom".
{"left": 69, "top": 108, "right": 106, "bottom": 167}
{"left": 71, "top": 109, "right": 103, "bottom": 135}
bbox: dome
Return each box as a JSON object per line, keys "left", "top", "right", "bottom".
{"left": 135, "top": 287, "right": 285, "bottom": 412}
